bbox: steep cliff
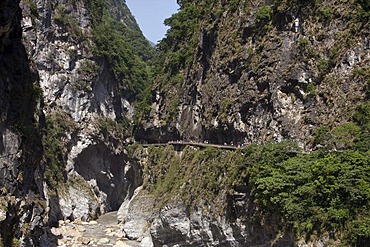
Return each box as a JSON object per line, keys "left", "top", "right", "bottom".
{"left": 1, "top": 0, "right": 369, "bottom": 246}
{"left": 0, "top": 0, "right": 53, "bottom": 245}
{"left": 20, "top": 0, "right": 153, "bottom": 223}
{"left": 128, "top": 0, "right": 370, "bottom": 246}
{"left": 138, "top": 0, "right": 369, "bottom": 151}
{"left": 1, "top": 0, "right": 153, "bottom": 245}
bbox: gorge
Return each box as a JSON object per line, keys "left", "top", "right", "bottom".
{"left": 0, "top": 0, "right": 369, "bottom": 246}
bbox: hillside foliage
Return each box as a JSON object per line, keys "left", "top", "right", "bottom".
{"left": 88, "top": 0, "right": 155, "bottom": 120}
{"left": 138, "top": 103, "right": 370, "bottom": 245}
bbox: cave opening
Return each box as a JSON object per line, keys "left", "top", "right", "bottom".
{"left": 74, "top": 143, "right": 141, "bottom": 212}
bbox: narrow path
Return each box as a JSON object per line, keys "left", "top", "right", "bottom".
{"left": 51, "top": 212, "right": 140, "bottom": 247}
{"left": 142, "top": 140, "right": 241, "bottom": 150}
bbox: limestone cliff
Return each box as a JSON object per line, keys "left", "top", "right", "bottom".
{"left": 1, "top": 0, "right": 150, "bottom": 245}
{"left": 0, "top": 0, "right": 48, "bottom": 245}
{"left": 0, "top": 0, "right": 369, "bottom": 246}
{"left": 138, "top": 0, "right": 370, "bottom": 151}
{"left": 130, "top": 0, "right": 370, "bottom": 246}
{"left": 20, "top": 0, "right": 150, "bottom": 223}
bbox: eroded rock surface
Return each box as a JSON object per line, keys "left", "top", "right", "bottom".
{"left": 19, "top": 0, "right": 145, "bottom": 226}
{"left": 139, "top": 1, "right": 370, "bottom": 151}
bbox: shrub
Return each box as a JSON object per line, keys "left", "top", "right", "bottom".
{"left": 332, "top": 122, "right": 361, "bottom": 149}
{"left": 354, "top": 102, "right": 370, "bottom": 126}
{"left": 353, "top": 102, "right": 370, "bottom": 151}
{"left": 87, "top": 0, "right": 156, "bottom": 121}
{"left": 306, "top": 82, "right": 317, "bottom": 96}
{"left": 313, "top": 126, "right": 334, "bottom": 149}
{"left": 159, "top": 2, "right": 200, "bottom": 74}
{"left": 43, "top": 112, "right": 75, "bottom": 186}
{"left": 230, "top": 0, "right": 239, "bottom": 12}
{"left": 255, "top": 5, "right": 273, "bottom": 25}
{"left": 91, "top": 15, "right": 153, "bottom": 117}
{"left": 78, "top": 60, "right": 99, "bottom": 77}
{"left": 250, "top": 148, "right": 370, "bottom": 240}
{"left": 318, "top": 58, "right": 335, "bottom": 79}
{"left": 98, "top": 117, "right": 132, "bottom": 140}
{"left": 357, "top": 0, "right": 370, "bottom": 12}
{"left": 348, "top": 217, "right": 370, "bottom": 246}
{"left": 54, "top": 4, "right": 83, "bottom": 40}
{"left": 28, "top": 0, "right": 39, "bottom": 20}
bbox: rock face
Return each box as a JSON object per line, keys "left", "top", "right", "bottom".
{"left": 150, "top": 204, "right": 293, "bottom": 247}
{"left": 0, "top": 0, "right": 49, "bottom": 245}
{"left": 116, "top": 144, "right": 292, "bottom": 247}
{"left": 130, "top": 1, "right": 369, "bottom": 246}
{"left": 119, "top": 187, "right": 293, "bottom": 247}
{"left": 119, "top": 187, "right": 154, "bottom": 245}
{"left": 1, "top": 0, "right": 147, "bottom": 245}
{"left": 19, "top": 0, "right": 145, "bottom": 226}
{"left": 1, "top": 0, "right": 369, "bottom": 246}
{"left": 139, "top": 0, "right": 369, "bottom": 151}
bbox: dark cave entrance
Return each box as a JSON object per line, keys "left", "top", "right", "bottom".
{"left": 74, "top": 143, "right": 141, "bottom": 211}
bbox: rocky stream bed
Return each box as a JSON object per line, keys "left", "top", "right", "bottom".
{"left": 51, "top": 212, "right": 140, "bottom": 247}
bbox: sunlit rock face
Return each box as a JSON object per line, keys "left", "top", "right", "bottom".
{"left": 0, "top": 0, "right": 145, "bottom": 243}
{"left": 1, "top": 0, "right": 369, "bottom": 246}
{"left": 18, "top": 0, "right": 143, "bottom": 225}
{"left": 140, "top": 1, "right": 369, "bottom": 152}
{"left": 119, "top": 189, "right": 294, "bottom": 247}
{"left": 129, "top": 1, "right": 369, "bottom": 246}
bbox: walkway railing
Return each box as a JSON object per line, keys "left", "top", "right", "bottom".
{"left": 141, "top": 141, "right": 241, "bottom": 150}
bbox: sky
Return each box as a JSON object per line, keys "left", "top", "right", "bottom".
{"left": 126, "top": 0, "right": 179, "bottom": 44}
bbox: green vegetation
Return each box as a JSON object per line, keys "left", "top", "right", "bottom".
{"left": 43, "top": 112, "right": 76, "bottom": 186}
{"left": 92, "top": 21, "right": 150, "bottom": 93}
{"left": 318, "top": 58, "right": 335, "bottom": 79}
{"left": 353, "top": 103, "right": 370, "bottom": 152}
{"left": 142, "top": 145, "right": 248, "bottom": 212}
{"left": 87, "top": 0, "right": 156, "bottom": 122}
{"left": 251, "top": 148, "right": 370, "bottom": 244}
{"left": 54, "top": 4, "right": 83, "bottom": 40}
{"left": 332, "top": 122, "right": 361, "bottom": 149}
{"left": 67, "top": 48, "right": 77, "bottom": 60}
{"left": 312, "top": 103, "right": 370, "bottom": 152}
{"left": 11, "top": 238, "right": 20, "bottom": 247}
{"left": 353, "top": 66, "right": 370, "bottom": 97}
{"left": 306, "top": 82, "right": 318, "bottom": 96}
{"left": 319, "top": 6, "right": 334, "bottom": 20}
{"left": 142, "top": 141, "right": 370, "bottom": 245}
{"left": 138, "top": 103, "right": 370, "bottom": 244}
{"left": 357, "top": 0, "right": 370, "bottom": 21}
{"left": 152, "top": 0, "right": 369, "bottom": 125}
{"left": 229, "top": 0, "right": 240, "bottom": 12}
{"left": 159, "top": 2, "right": 201, "bottom": 74}
{"left": 98, "top": 116, "right": 132, "bottom": 140}
{"left": 313, "top": 125, "right": 335, "bottom": 150}
{"left": 255, "top": 5, "right": 273, "bottom": 25}
{"left": 219, "top": 97, "right": 233, "bottom": 121}
{"left": 152, "top": 1, "right": 214, "bottom": 124}
{"left": 28, "top": 0, "right": 39, "bottom": 23}
{"left": 78, "top": 60, "right": 99, "bottom": 78}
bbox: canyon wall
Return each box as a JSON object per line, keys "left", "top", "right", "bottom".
{"left": 139, "top": 0, "right": 369, "bottom": 151}
{"left": 1, "top": 0, "right": 149, "bottom": 244}
{"left": 0, "top": 0, "right": 369, "bottom": 246}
